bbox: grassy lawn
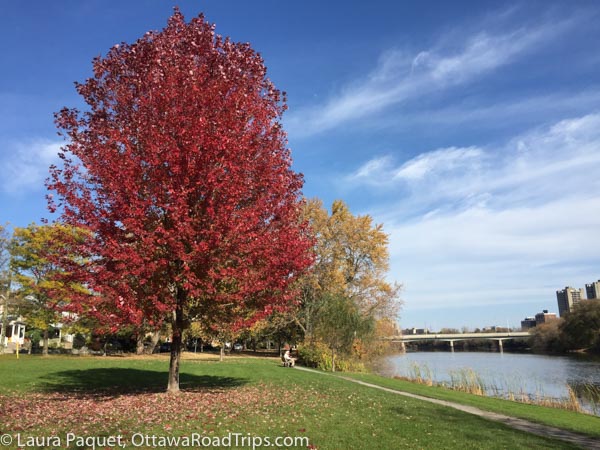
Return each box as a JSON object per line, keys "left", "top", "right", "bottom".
{"left": 0, "top": 354, "right": 589, "bottom": 449}
{"left": 340, "top": 371, "right": 600, "bottom": 440}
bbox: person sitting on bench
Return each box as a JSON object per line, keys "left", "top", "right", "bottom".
{"left": 283, "top": 348, "right": 295, "bottom": 367}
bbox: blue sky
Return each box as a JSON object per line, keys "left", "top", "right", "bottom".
{"left": 1, "top": 1, "right": 599, "bottom": 329}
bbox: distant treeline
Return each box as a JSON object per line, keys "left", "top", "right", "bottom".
{"left": 530, "top": 300, "right": 600, "bottom": 354}
{"left": 404, "top": 339, "right": 528, "bottom": 353}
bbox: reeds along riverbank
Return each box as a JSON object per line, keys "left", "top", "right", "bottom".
{"left": 393, "top": 364, "right": 600, "bottom": 415}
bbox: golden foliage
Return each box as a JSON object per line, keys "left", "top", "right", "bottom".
{"left": 10, "top": 223, "right": 89, "bottom": 330}
{"left": 301, "top": 198, "right": 401, "bottom": 320}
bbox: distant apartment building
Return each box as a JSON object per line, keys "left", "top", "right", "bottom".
{"left": 535, "top": 310, "right": 557, "bottom": 325}
{"left": 520, "top": 310, "right": 557, "bottom": 330}
{"left": 556, "top": 286, "right": 585, "bottom": 317}
{"left": 520, "top": 317, "right": 536, "bottom": 330}
{"left": 586, "top": 280, "right": 600, "bottom": 300}
{"left": 402, "top": 328, "right": 430, "bottom": 335}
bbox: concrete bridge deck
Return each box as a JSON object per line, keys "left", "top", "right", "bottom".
{"left": 385, "top": 331, "right": 530, "bottom": 351}
{"left": 387, "top": 331, "right": 530, "bottom": 342}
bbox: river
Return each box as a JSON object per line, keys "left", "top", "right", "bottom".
{"left": 376, "top": 351, "right": 600, "bottom": 415}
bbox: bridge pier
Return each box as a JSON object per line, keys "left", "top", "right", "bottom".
{"left": 449, "top": 340, "right": 455, "bottom": 352}
{"left": 495, "top": 339, "right": 504, "bottom": 354}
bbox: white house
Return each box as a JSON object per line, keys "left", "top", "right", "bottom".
{"left": 0, "top": 319, "right": 26, "bottom": 347}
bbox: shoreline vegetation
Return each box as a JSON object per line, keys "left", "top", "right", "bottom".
{"left": 369, "top": 349, "right": 600, "bottom": 418}
{"left": 1, "top": 354, "right": 599, "bottom": 449}
{"left": 390, "top": 364, "right": 600, "bottom": 416}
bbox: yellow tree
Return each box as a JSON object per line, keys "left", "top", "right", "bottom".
{"left": 185, "top": 321, "right": 211, "bottom": 353}
{"left": 246, "top": 309, "right": 302, "bottom": 353}
{"left": 298, "top": 199, "right": 401, "bottom": 341}
{"left": 10, "top": 223, "right": 88, "bottom": 355}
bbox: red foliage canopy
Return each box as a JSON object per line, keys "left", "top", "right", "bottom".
{"left": 48, "top": 10, "right": 313, "bottom": 336}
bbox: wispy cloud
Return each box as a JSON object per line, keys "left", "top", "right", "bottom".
{"left": 350, "top": 147, "right": 484, "bottom": 186}
{"left": 370, "top": 89, "right": 600, "bottom": 133}
{"left": 351, "top": 114, "right": 600, "bottom": 209}
{"left": 347, "top": 114, "right": 600, "bottom": 313}
{"left": 287, "top": 17, "right": 576, "bottom": 138}
{"left": 1, "top": 139, "right": 61, "bottom": 193}
{"left": 350, "top": 155, "right": 394, "bottom": 181}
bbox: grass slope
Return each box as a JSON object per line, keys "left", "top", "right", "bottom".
{"left": 0, "top": 354, "right": 586, "bottom": 449}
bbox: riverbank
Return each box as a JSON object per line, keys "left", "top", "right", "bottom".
{"left": 341, "top": 370, "right": 600, "bottom": 440}
{"left": 376, "top": 350, "right": 600, "bottom": 415}
{"left": 1, "top": 354, "right": 595, "bottom": 449}
{"left": 297, "top": 367, "right": 600, "bottom": 449}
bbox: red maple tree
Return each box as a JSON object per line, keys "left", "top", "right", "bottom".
{"left": 48, "top": 10, "right": 313, "bottom": 392}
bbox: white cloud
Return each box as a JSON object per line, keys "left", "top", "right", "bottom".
{"left": 387, "top": 196, "right": 600, "bottom": 312}
{"left": 348, "top": 146, "right": 484, "bottom": 187}
{"left": 352, "top": 155, "right": 394, "bottom": 180}
{"left": 352, "top": 114, "right": 600, "bottom": 206}
{"left": 287, "top": 17, "right": 575, "bottom": 138}
{"left": 393, "top": 147, "right": 483, "bottom": 181}
{"left": 348, "top": 114, "right": 600, "bottom": 313}
{"left": 0, "top": 139, "right": 62, "bottom": 193}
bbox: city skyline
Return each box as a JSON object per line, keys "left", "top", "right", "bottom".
{"left": 1, "top": 2, "right": 600, "bottom": 329}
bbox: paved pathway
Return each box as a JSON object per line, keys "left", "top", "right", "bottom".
{"left": 295, "top": 366, "right": 600, "bottom": 449}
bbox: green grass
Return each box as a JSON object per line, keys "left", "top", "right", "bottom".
{"left": 340, "top": 371, "right": 600, "bottom": 439}
{"left": 0, "top": 354, "right": 590, "bottom": 449}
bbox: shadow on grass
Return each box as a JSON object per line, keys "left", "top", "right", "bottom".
{"left": 40, "top": 368, "right": 248, "bottom": 397}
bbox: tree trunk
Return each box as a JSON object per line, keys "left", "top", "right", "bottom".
{"left": 305, "top": 312, "right": 312, "bottom": 344}
{"left": 136, "top": 331, "right": 145, "bottom": 355}
{"left": 0, "top": 311, "right": 7, "bottom": 355}
{"left": 0, "top": 272, "right": 11, "bottom": 355}
{"left": 42, "top": 328, "right": 49, "bottom": 356}
{"left": 331, "top": 348, "right": 336, "bottom": 372}
{"left": 220, "top": 344, "right": 225, "bottom": 362}
{"left": 167, "top": 291, "right": 185, "bottom": 394}
{"left": 144, "top": 330, "right": 160, "bottom": 355}
{"left": 167, "top": 331, "right": 182, "bottom": 393}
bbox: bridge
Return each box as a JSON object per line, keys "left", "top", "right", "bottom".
{"left": 385, "top": 331, "right": 530, "bottom": 352}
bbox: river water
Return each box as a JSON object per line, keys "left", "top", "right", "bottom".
{"left": 377, "top": 351, "right": 600, "bottom": 414}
